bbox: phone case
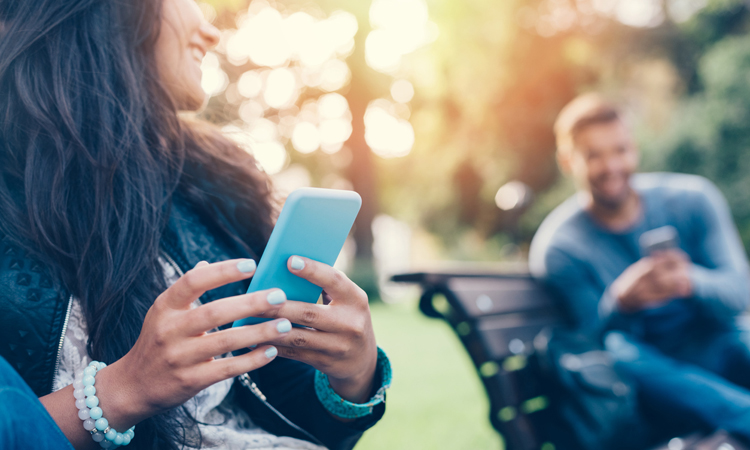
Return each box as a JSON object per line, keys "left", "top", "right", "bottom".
{"left": 232, "top": 187, "right": 361, "bottom": 327}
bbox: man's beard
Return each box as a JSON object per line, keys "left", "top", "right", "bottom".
{"left": 591, "top": 184, "right": 633, "bottom": 211}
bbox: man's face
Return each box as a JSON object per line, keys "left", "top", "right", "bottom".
{"left": 563, "top": 120, "right": 639, "bottom": 209}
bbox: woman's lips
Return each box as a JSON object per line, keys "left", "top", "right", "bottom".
{"left": 190, "top": 46, "right": 205, "bottom": 63}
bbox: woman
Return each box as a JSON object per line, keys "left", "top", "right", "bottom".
{"left": 0, "top": 0, "right": 390, "bottom": 449}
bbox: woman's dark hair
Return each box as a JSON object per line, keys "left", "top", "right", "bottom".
{"left": 0, "top": 0, "right": 275, "bottom": 448}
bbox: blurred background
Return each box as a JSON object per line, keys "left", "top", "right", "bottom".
{"left": 194, "top": 0, "right": 750, "bottom": 447}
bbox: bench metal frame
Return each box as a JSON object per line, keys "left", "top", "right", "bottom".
{"left": 392, "top": 271, "right": 567, "bottom": 450}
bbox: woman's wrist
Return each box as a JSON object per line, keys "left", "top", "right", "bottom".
{"left": 91, "top": 360, "right": 146, "bottom": 431}
{"left": 326, "top": 346, "right": 378, "bottom": 403}
{"left": 327, "top": 368, "right": 376, "bottom": 404}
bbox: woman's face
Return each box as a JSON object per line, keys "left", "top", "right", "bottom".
{"left": 154, "top": 0, "right": 220, "bottom": 111}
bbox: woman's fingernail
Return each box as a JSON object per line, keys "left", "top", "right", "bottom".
{"left": 265, "top": 347, "right": 278, "bottom": 359}
{"left": 267, "top": 289, "right": 286, "bottom": 305}
{"left": 290, "top": 256, "right": 305, "bottom": 270}
{"left": 277, "top": 320, "right": 292, "bottom": 333}
{"left": 194, "top": 261, "right": 209, "bottom": 268}
{"left": 237, "top": 259, "right": 257, "bottom": 273}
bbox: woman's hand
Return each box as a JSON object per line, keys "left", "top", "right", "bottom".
{"left": 260, "top": 256, "right": 379, "bottom": 404}
{"left": 40, "top": 258, "right": 296, "bottom": 448}
{"left": 100, "top": 259, "right": 294, "bottom": 429}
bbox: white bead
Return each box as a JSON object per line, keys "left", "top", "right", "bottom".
{"left": 73, "top": 379, "right": 84, "bottom": 390}
{"left": 75, "top": 399, "right": 87, "bottom": 410}
{"left": 91, "top": 431, "right": 105, "bottom": 442}
{"left": 83, "top": 419, "right": 96, "bottom": 431}
{"left": 78, "top": 408, "right": 90, "bottom": 420}
{"left": 73, "top": 389, "right": 85, "bottom": 400}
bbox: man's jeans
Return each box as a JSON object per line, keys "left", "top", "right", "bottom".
{"left": 0, "top": 356, "right": 74, "bottom": 450}
{"left": 606, "top": 327, "right": 750, "bottom": 443}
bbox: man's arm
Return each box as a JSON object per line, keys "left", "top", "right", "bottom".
{"left": 531, "top": 246, "right": 629, "bottom": 333}
{"left": 687, "top": 180, "right": 750, "bottom": 320}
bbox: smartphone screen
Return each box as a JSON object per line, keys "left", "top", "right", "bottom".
{"left": 639, "top": 225, "right": 679, "bottom": 256}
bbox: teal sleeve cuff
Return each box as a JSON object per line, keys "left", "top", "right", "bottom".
{"left": 314, "top": 347, "right": 392, "bottom": 419}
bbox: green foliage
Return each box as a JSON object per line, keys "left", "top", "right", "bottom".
{"left": 648, "top": 32, "right": 750, "bottom": 249}
{"left": 204, "top": 0, "right": 750, "bottom": 256}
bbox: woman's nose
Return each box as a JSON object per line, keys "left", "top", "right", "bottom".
{"left": 201, "top": 22, "right": 220, "bottom": 50}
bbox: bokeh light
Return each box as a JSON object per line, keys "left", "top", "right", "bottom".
{"left": 229, "top": 6, "right": 291, "bottom": 67}
{"left": 251, "top": 141, "right": 288, "bottom": 174}
{"left": 319, "top": 59, "right": 352, "bottom": 92}
{"left": 364, "top": 100, "right": 415, "bottom": 158}
{"left": 200, "top": 52, "right": 228, "bottom": 97}
{"left": 238, "top": 100, "right": 265, "bottom": 124}
{"left": 318, "top": 93, "right": 350, "bottom": 120}
{"left": 237, "top": 70, "right": 263, "bottom": 98}
{"left": 320, "top": 119, "right": 352, "bottom": 152}
{"left": 263, "top": 68, "right": 298, "bottom": 109}
{"left": 495, "top": 181, "right": 532, "bottom": 211}
{"left": 291, "top": 122, "right": 320, "bottom": 154}
{"left": 226, "top": 3, "right": 357, "bottom": 72}
{"left": 222, "top": 123, "right": 288, "bottom": 175}
{"left": 213, "top": 0, "right": 366, "bottom": 166}
{"left": 614, "top": 0, "right": 663, "bottom": 27}
{"left": 390, "top": 79, "right": 415, "bottom": 103}
{"left": 366, "top": 0, "right": 437, "bottom": 74}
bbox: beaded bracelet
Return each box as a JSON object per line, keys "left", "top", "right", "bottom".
{"left": 73, "top": 361, "right": 135, "bottom": 448}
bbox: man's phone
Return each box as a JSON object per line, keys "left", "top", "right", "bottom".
{"left": 639, "top": 225, "right": 679, "bottom": 256}
{"left": 232, "top": 187, "right": 361, "bottom": 328}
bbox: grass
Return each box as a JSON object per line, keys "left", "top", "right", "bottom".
{"left": 355, "top": 300, "right": 504, "bottom": 450}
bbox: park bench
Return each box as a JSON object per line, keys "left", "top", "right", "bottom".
{"left": 391, "top": 269, "right": 566, "bottom": 450}
{"left": 390, "top": 269, "right": 745, "bottom": 450}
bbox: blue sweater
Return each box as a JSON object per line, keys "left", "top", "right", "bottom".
{"left": 529, "top": 173, "right": 750, "bottom": 340}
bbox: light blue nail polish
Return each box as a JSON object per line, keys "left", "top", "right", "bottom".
{"left": 277, "top": 320, "right": 292, "bottom": 333}
{"left": 265, "top": 347, "right": 278, "bottom": 359}
{"left": 237, "top": 259, "right": 257, "bottom": 273}
{"left": 291, "top": 256, "right": 305, "bottom": 270}
{"left": 267, "top": 289, "right": 286, "bottom": 305}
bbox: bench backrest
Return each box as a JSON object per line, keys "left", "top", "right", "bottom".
{"left": 393, "top": 272, "right": 568, "bottom": 450}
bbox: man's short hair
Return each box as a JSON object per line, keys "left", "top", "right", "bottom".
{"left": 554, "top": 93, "right": 622, "bottom": 155}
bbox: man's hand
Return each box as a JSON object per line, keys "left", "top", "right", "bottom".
{"left": 610, "top": 249, "right": 693, "bottom": 312}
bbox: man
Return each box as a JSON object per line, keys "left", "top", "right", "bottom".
{"left": 529, "top": 93, "right": 750, "bottom": 444}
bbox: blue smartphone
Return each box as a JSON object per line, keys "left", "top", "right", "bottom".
{"left": 232, "top": 187, "right": 361, "bottom": 328}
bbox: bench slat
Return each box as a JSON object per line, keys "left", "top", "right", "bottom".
{"left": 447, "top": 277, "right": 558, "bottom": 317}
{"left": 476, "top": 313, "right": 564, "bottom": 360}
